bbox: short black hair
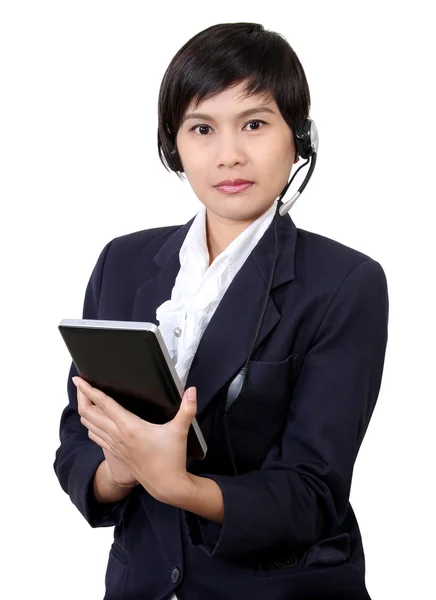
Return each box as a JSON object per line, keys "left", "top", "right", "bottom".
{"left": 157, "top": 22, "right": 311, "bottom": 179}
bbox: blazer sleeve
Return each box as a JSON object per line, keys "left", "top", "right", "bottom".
{"left": 184, "top": 258, "right": 389, "bottom": 557}
{"left": 53, "top": 240, "right": 133, "bottom": 528}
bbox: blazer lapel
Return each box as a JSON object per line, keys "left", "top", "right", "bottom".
{"left": 131, "top": 218, "right": 195, "bottom": 324}
{"left": 132, "top": 204, "right": 298, "bottom": 419}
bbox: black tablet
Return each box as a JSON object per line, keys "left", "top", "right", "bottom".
{"left": 58, "top": 318, "right": 207, "bottom": 460}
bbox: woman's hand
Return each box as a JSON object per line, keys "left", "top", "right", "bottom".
{"left": 74, "top": 376, "right": 197, "bottom": 505}
{"left": 102, "top": 448, "right": 138, "bottom": 487}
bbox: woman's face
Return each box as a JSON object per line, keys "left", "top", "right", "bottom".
{"left": 175, "top": 81, "right": 299, "bottom": 225}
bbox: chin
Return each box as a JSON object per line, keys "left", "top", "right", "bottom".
{"left": 212, "top": 203, "right": 269, "bottom": 223}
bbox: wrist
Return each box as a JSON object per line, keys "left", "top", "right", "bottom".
{"left": 103, "top": 460, "right": 138, "bottom": 490}
{"left": 172, "top": 474, "right": 224, "bottom": 524}
{"left": 157, "top": 472, "right": 197, "bottom": 507}
{"left": 93, "top": 461, "right": 135, "bottom": 505}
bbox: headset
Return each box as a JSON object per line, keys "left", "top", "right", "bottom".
{"left": 222, "top": 117, "right": 319, "bottom": 475}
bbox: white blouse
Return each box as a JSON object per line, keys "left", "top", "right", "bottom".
{"left": 156, "top": 199, "right": 277, "bottom": 388}
{"left": 156, "top": 200, "right": 277, "bottom": 600}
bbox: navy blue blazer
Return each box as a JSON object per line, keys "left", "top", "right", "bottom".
{"left": 53, "top": 206, "right": 389, "bottom": 600}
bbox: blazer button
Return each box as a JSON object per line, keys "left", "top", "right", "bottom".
{"left": 171, "top": 567, "right": 181, "bottom": 583}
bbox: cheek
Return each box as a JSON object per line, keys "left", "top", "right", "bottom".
{"left": 258, "top": 151, "right": 291, "bottom": 184}
{"left": 178, "top": 144, "right": 205, "bottom": 174}
{"left": 183, "top": 167, "right": 208, "bottom": 196}
{"left": 269, "top": 132, "right": 294, "bottom": 164}
{"left": 182, "top": 156, "right": 213, "bottom": 193}
{"left": 265, "top": 142, "right": 294, "bottom": 180}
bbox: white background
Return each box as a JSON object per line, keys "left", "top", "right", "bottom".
{"left": 1, "top": 1, "right": 434, "bottom": 598}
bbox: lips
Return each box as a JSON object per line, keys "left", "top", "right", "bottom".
{"left": 215, "top": 179, "right": 253, "bottom": 186}
{"left": 215, "top": 181, "right": 254, "bottom": 194}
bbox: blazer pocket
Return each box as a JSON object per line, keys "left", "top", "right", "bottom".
{"left": 225, "top": 353, "right": 300, "bottom": 464}
{"left": 105, "top": 542, "right": 129, "bottom": 594}
{"left": 257, "top": 551, "right": 298, "bottom": 574}
{"left": 241, "top": 352, "right": 300, "bottom": 412}
{"left": 302, "top": 533, "right": 351, "bottom": 568}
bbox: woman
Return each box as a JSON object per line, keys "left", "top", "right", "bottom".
{"left": 53, "top": 22, "right": 389, "bottom": 600}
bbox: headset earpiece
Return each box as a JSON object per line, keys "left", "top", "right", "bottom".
{"left": 294, "top": 118, "right": 319, "bottom": 160}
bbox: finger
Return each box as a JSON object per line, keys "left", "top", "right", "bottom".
{"left": 87, "top": 429, "right": 111, "bottom": 452}
{"left": 76, "top": 386, "right": 105, "bottom": 418}
{"left": 76, "top": 386, "right": 92, "bottom": 413}
{"left": 80, "top": 415, "right": 113, "bottom": 447}
{"left": 173, "top": 387, "right": 197, "bottom": 432}
{"left": 73, "top": 377, "right": 130, "bottom": 423}
{"left": 77, "top": 389, "right": 104, "bottom": 420}
{"left": 77, "top": 388, "right": 118, "bottom": 437}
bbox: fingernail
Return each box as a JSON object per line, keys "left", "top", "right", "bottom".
{"left": 72, "top": 377, "right": 79, "bottom": 387}
{"left": 188, "top": 387, "right": 196, "bottom": 401}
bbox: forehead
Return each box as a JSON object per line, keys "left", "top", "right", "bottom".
{"left": 185, "top": 82, "right": 275, "bottom": 115}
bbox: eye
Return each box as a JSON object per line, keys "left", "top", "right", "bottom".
{"left": 189, "top": 120, "right": 267, "bottom": 136}
{"left": 190, "top": 124, "right": 212, "bottom": 135}
{"left": 244, "top": 120, "right": 266, "bottom": 131}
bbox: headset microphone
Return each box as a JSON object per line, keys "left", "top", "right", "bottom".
{"left": 223, "top": 117, "right": 319, "bottom": 476}
{"left": 279, "top": 118, "right": 319, "bottom": 216}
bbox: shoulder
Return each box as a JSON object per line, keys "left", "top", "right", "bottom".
{"left": 88, "top": 224, "right": 184, "bottom": 289}
{"left": 297, "top": 226, "right": 373, "bottom": 265}
{"left": 111, "top": 224, "right": 182, "bottom": 255}
{"left": 294, "top": 226, "right": 387, "bottom": 294}
{"left": 101, "top": 223, "right": 182, "bottom": 267}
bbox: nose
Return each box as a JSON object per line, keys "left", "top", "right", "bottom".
{"left": 215, "top": 132, "right": 247, "bottom": 168}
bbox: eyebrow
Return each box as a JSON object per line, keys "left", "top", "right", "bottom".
{"left": 181, "top": 105, "right": 276, "bottom": 124}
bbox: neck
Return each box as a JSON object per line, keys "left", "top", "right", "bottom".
{"left": 205, "top": 210, "right": 257, "bottom": 265}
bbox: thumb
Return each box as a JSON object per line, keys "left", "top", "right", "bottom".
{"left": 175, "top": 387, "right": 197, "bottom": 430}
